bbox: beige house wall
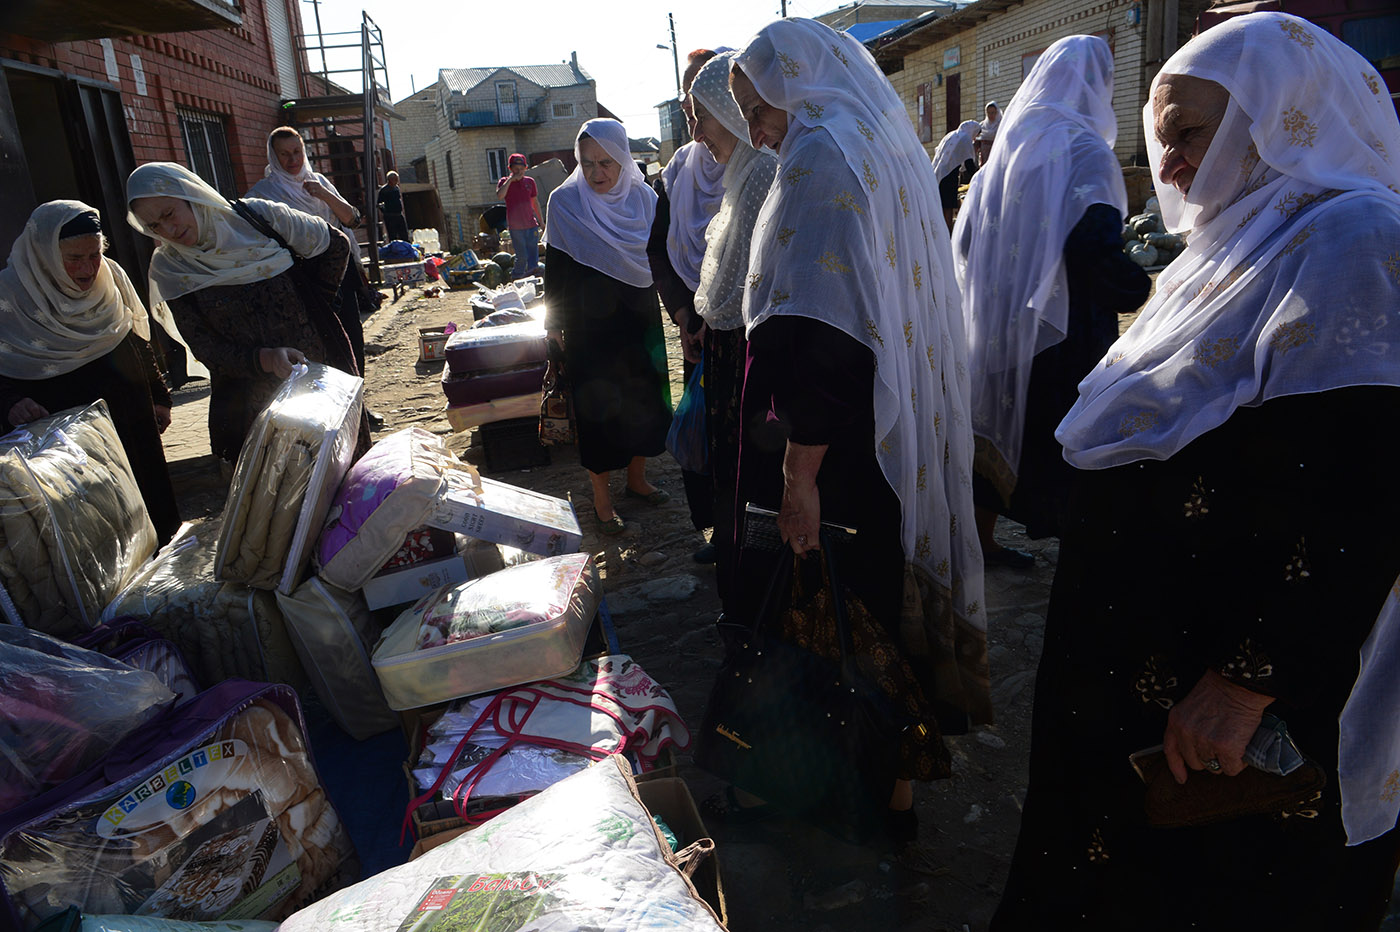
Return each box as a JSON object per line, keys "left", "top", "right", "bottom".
{"left": 392, "top": 84, "right": 442, "bottom": 180}
{"left": 888, "top": 34, "right": 984, "bottom": 159}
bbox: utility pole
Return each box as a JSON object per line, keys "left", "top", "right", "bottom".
{"left": 669, "top": 12, "right": 681, "bottom": 94}
{"left": 780, "top": 0, "right": 787, "bottom": 16}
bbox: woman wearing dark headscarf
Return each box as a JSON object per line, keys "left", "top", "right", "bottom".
{"left": 0, "top": 200, "right": 180, "bottom": 543}
{"left": 993, "top": 14, "right": 1400, "bottom": 928}
{"left": 954, "top": 36, "right": 1150, "bottom": 564}
{"left": 544, "top": 119, "right": 672, "bottom": 535}
{"left": 127, "top": 162, "right": 368, "bottom": 465}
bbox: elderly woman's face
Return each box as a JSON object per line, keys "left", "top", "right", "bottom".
{"left": 730, "top": 69, "right": 788, "bottom": 153}
{"left": 132, "top": 196, "right": 199, "bottom": 247}
{"left": 59, "top": 234, "right": 104, "bottom": 292}
{"left": 692, "top": 99, "right": 739, "bottom": 165}
{"left": 578, "top": 137, "right": 621, "bottom": 195}
{"left": 1152, "top": 73, "right": 1231, "bottom": 197}
{"left": 985, "top": 103, "right": 999, "bottom": 121}
{"left": 271, "top": 135, "right": 306, "bottom": 176}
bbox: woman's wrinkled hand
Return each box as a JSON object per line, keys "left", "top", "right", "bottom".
{"left": 258, "top": 347, "right": 306, "bottom": 379}
{"left": 681, "top": 319, "right": 707, "bottom": 366}
{"left": 302, "top": 179, "right": 329, "bottom": 201}
{"left": 778, "top": 476, "right": 821, "bottom": 555}
{"left": 8, "top": 397, "right": 49, "bottom": 426}
{"left": 153, "top": 405, "right": 172, "bottom": 433}
{"left": 1163, "top": 669, "right": 1274, "bottom": 784}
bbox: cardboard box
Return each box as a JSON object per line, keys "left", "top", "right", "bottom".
{"left": 418, "top": 327, "right": 450, "bottom": 363}
{"left": 361, "top": 554, "right": 467, "bottom": 611}
{"left": 382, "top": 261, "right": 426, "bottom": 285}
{"left": 426, "top": 473, "right": 581, "bottom": 556}
{"left": 444, "top": 393, "right": 540, "bottom": 433}
{"left": 637, "top": 777, "right": 727, "bottom": 927}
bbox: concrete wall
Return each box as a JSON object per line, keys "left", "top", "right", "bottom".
{"left": 392, "top": 83, "right": 442, "bottom": 180}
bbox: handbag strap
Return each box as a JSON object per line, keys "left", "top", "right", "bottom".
{"left": 818, "top": 529, "right": 861, "bottom": 670}
{"left": 230, "top": 199, "right": 301, "bottom": 260}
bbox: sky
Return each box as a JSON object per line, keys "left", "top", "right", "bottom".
{"left": 302, "top": 0, "right": 856, "bottom": 139}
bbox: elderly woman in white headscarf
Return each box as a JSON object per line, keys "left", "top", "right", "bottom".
{"left": 0, "top": 201, "right": 180, "bottom": 542}
{"left": 247, "top": 126, "right": 382, "bottom": 392}
{"left": 127, "top": 162, "right": 366, "bottom": 464}
{"left": 543, "top": 118, "right": 672, "bottom": 535}
{"left": 931, "top": 119, "right": 980, "bottom": 231}
{"left": 993, "top": 14, "right": 1400, "bottom": 929}
{"left": 712, "top": 18, "right": 988, "bottom": 846}
{"left": 647, "top": 48, "right": 725, "bottom": 545}
{"left": 954, "top": 36, "right": 1150, "bottom": 567}
{"left": 686, "top": 49, "right": 778, "bottom": 610}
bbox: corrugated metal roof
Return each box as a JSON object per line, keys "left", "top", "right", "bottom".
{"left": 439, "top": 63, "right": 592, "bottom": 95}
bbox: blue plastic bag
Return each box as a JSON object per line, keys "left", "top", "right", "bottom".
{"left": 666, "top": 356, "right": 708, "bottom": 475}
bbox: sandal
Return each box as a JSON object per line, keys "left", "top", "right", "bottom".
{"left": 594, "top": 510, "right": 626, "bottom": 536}
{"left": 624, "top": 485, "right": 671, "bottom": 506}
{"left": 700, "top": 786, "right": 776, "bottom": 825}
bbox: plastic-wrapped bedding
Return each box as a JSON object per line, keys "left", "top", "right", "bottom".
{"left": 0, "top": 683, "right": 358, "bottom": 930}
{"left": 0, "top": 401, "right": 156, "bottom": 637}
{"left": 279, "top": 756, "right": 723, "bottom": 932}
{"left": 371, "top": 553, "right": 600, "bottom": 710}
{"left": 101, "top": 526, "right": 307, "bottom": 691}
{"left": 315, "top": 427, "right": 464, "bottom": 591}
{"left": 0, "top": 627, "right": 174, "bottom": 813}
{"left": 442, "top": 315, "right": 547, "bottom": 372}
{"left": 441, "top": 362, "right": 547, "bottom": 407}
{"left": 56, "top": 915, "right": 278, "bottom": 932}
{"left": 216, "top": 363, "right": 363, "bottom": 594}
{"left": 74, "top": 619, "right": 201, "bottom": 706}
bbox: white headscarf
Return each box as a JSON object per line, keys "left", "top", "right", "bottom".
{"left": 978, "top": 103, "right": 1000, "bottom": 141}
{"left": 1053, "top": 13, "right": 1400, "bottom": 845}
{"left": 930, "top": 120, "right": 980, "bottom": 183}
{"left": 691, "top": 51, "right": 778, "bottom": 332}
{"left": 953, "top": 36, "right": 1126, "bottom": 495}
{"left": 663, "top": 141, "right": 727, "bottom": 292}
{"left": 738, "top": 18, "right": 989, "bottom": 724}
{"left": 247, "top": 131, "right": 363, "bottom": 263}
{"left": 546, "top": 119, "right": 657, "bottom": 289}
{"left": 126, "top": 162, "right": 332, "bottom": 380}
{"left": 0, "top": 201, "right": 152, "bottom": 380}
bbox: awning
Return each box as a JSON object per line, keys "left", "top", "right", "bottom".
{"left": 0, "top": 0, "right": 241, "bottom": 42}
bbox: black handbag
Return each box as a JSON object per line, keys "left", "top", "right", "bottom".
{"left": 694, "top": 531, "right": 916, "bottom": 843}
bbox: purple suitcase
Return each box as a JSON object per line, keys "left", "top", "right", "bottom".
{"left": 442, "top": 320, "right": 548, "bottom": 372}
{"left": 441, "top": 362, "right": 548, "bottom": 407}
{"left": 0, "top": 681, "right": 358, "bottom": 930}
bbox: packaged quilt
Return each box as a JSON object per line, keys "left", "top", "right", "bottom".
{"left": 0, "top": 401, "right": 157, "bottom": 637}
{"left": 426, "top": 472, "right": 582, "bottom": 556}
{"left": 278, "top": 756, "right": 723, "bottom": 932}
{"left": 274, "top": 577, "right": 396, "bottom": 741}
{"left": 216, "top": 364, "right": 363, "bottom": 594}
{"left": 74, "top": 619, "right": 201, "bottom": 706}
{"left": 315, "top": 427, "right": 465, "bottom": 591}
{"left": 0, "top": 627, "right": 174, "bottom": 813}
{"left": 442, "top": 317, "right": 547, "bottom": 372}
{"left": 440, "top": 362, "right": 547, "bottom": 408}
{"left": 371, "top": 553, "right": 599, "bottom": 710}
{"left": 0, "top": 682, "right": 357, "bottom": 930}
{"left": 101, "top": 527, "right": 306, "bottom": 691}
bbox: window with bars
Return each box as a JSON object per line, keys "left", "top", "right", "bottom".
{"left": 486, "top": 148, "right": 508, "bottom": 182}
{"left": 446, "top": 152, "right": 455, "bottom": 189}
{"left": 552, "top": 101, "right": 575, "bottom": 119}
{"left": 177, "top": 109, "right": 236, "bottom": 197}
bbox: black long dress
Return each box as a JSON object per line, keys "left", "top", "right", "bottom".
{"left": 972, "top": 202, "right": 1151, "bottom": 539}
{"left": 992, "top": 386, "right": 1400, "bottom": 930}
{"left": 0, "top": 332, "right": 181, "bottom": 544}
{"left": 542, "top": 244, "right": 671, "bottom": 474}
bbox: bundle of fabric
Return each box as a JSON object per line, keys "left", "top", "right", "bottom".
{"left": 0, "top": 626, "right": 174, "bottom": 813}
{"left": 411, "top": 654, "right": 689, "bottom": 809}
{"left": 0, "top": 401, "right": 156, "bottom": 637}
{"left": 216, "top": 363, "right": 363, "bottom": 593}
{"left": 101, "top": 527, "right": 306, "bottom": 690}
{"left": 278, "top": 756, "right": 722, "bottom": 931}
{"left": 0, "top": 683, "right": 357, "bottom": 929}
{"left": 371, "top": 553, "right": 599, "bottom": 710}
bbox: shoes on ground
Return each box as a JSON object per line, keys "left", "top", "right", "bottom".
{"left": 595, "top": 509, "right": 626, "bottom": 536}
{"left": 624, "top": 485, "right": 671, "bottom": 506}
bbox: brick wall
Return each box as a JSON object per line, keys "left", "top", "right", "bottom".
{"left": 392, "top": 84, "right": 442, "bottom": 180}
{"left": 1, "top": 0, "right": 299, "bottom": 193}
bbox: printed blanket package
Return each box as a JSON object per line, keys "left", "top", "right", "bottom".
{"left": 215, "top": 363, "right": 363, "bottom": 594}
{"left": 0, "top": 401, "right": 157, "bottom": 637}
{"left": 425, "top": 472, "right": 581, "bottom": 557}
{"left": 370, "top": 553, "right": 599, "bottom": 710}
{"left": 442, "top": 315, "right": 547, "bottom": 373}
{"left": 101, "top": 527, "right": 306, "bottom": 692}
{"left": 0, "top": 683, "right": 357, "bottom": 930}
{"left": 277, "top": 756, "right": 723, "bottom": 932}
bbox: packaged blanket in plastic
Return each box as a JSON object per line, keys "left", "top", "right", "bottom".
{"left": 274, "top": 577, "right": 397, "bottom": 741}
{"left": 216, "top": 363, "right": 363, "bottom": 594}
{"left": 371, "top": 553, "right": 599, "bottom": 710}
{"left": 0, "top": 682, "right": 358, "bottom": 930}
{"left": 410, "top": 655, "right": 689, "bottom": 817}
{"left": 0, "top": 401, "right": 157, "bottom": 637}
{"left": 440, "top": 362, "right": 547, "bottom": 408}
{"left": 279, "top": 756, "right": 723, "bottom": 932}
{"left": 426, "top": 471, "right": 582, "bottom": 556}
{"left": 315, "top": 426, "right": 470, "bottom": 590}
{"left": 73, "top": 619, "right": 200, "bottom": 706}
{"left": 100, "top": 527, "right": 306, "bottom": 691}
{"left": 442, "top": 316, "right": 547, "bottom": 372}
{"left": 33, "top": 909, "right": 277, "bottom": 931}
{"left": 0, "top": 627, "right": 174, "bottom": 813}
